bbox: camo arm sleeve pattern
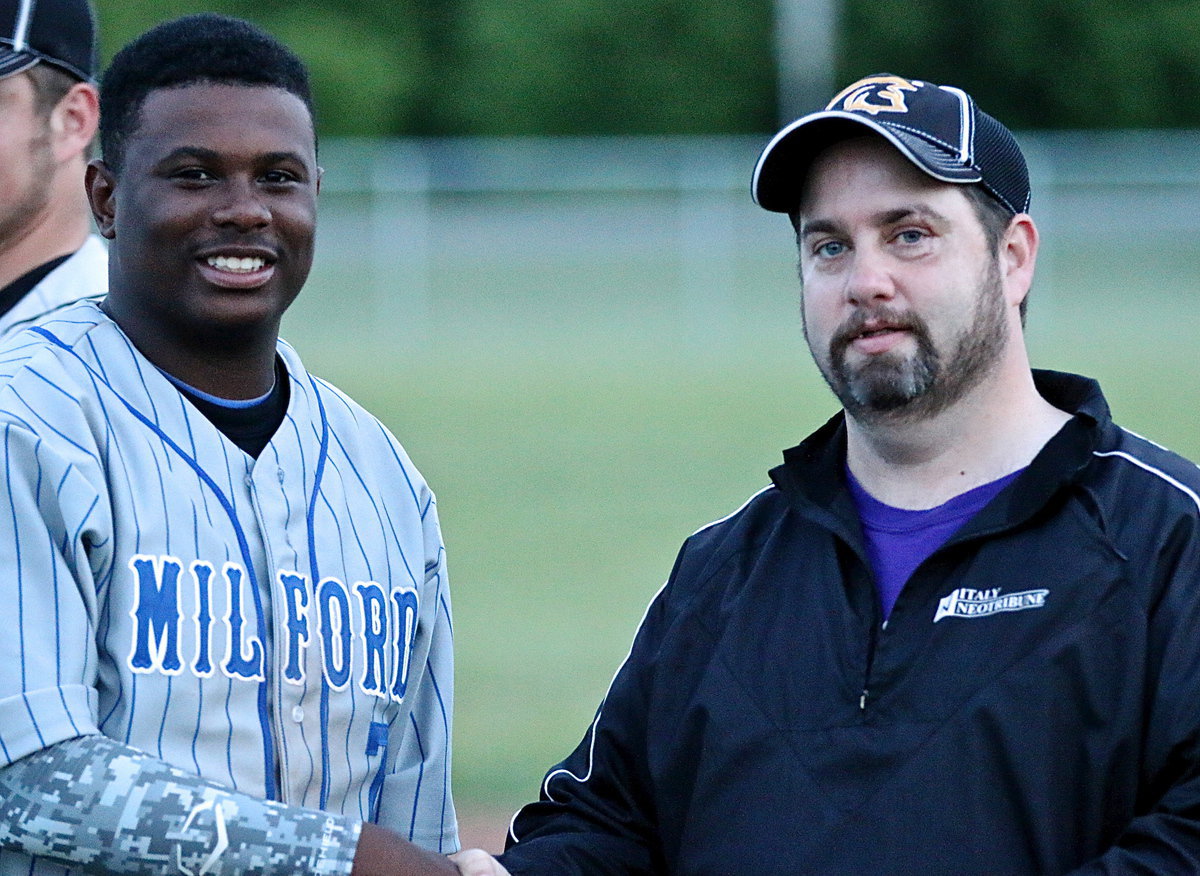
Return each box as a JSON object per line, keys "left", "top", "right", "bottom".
{"left": 0, "top": 734, "right": 361, "bottom": 875}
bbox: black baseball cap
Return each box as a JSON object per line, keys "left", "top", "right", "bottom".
{"left": 0, "top": 0, "right": 96, "bottom": 83}
{"left": 752, "top": 74, "right": 1030, "bottom": 216}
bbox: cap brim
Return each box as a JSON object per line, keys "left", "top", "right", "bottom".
{"left": 0, "top": 48, "right": 39, "bottom": 81}
{"left": 751, "top": 111, "right": 983, "bottom": 214}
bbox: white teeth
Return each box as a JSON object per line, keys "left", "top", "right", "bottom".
{"left": 207, "top": 255, "right": 266, "bottom": 273}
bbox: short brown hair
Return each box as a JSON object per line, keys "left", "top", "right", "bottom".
{"left": 25, "top": 62, "right": 95, "bottom": 158}
{"left": 26, "top": 62, "right": 78, "bottom": 118}
{"left": 962, "top": 184, "right": 1029, "bottom": 323}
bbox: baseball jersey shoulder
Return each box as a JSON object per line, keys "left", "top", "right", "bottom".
{"left": 276, "top": 340, "right": 432, "bottom": 492}
{"left": 0, "top": 301, "right": 186, "bottom": 487}
{"left": 0, "top": 300, "right": 117, "bottom": 416}
{"left": 0, "top": 236, "right": 108, "bottom": 343}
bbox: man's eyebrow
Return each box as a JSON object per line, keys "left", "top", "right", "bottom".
{"left": 156, "top": 146, "right": 221, "bottom": 163}
{"left": 259, "top": 150, "right": 312, "bottom": 166}
{"left": 799, "top": 218, "right": 840, "bottom": 239}
{"left": 877, "top": 205, "right": 950, "bottom": 226}
{"left": 154, "top": 147, "right": 311, "bottom": 165}
{"left": 799, "top": 205, "right": 951, "bottom": 238}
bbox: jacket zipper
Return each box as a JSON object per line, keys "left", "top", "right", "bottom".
{"left": 860, "top": 614, "right": 882, "bottom": 713}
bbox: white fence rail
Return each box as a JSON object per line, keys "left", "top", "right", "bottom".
{"left": 289, "top": 132, "right": 1200, "bottom": 349}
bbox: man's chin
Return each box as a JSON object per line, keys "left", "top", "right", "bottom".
{"left": 840, "top": 388, "right": 923, "bottom": 422}
{"left": 836, "top": 361, "right": 929, "bottom": 411}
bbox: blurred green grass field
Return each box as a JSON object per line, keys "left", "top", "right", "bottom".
{"left": 284, "top": 234, "right": 1200, "bottom": 840}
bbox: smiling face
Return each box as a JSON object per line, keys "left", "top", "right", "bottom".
{"left": 796, "top": 136, "right": 1014, "bottom": 423}
{"left": 88, "top": 81, "right": 318, "bottom": 386}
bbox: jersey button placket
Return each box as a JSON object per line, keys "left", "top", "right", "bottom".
{"left": 245, "top": 464, "right": 296, "bottom": 803}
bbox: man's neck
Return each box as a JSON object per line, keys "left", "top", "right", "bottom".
{"left": 100, "top": 299, "right": 280, "bottom": 401}
{"left": 845, "top": 362, "right": 1071, "bottom": 510}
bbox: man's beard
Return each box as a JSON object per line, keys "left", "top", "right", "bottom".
{"left": 808, "top": 260, "right": 1009, "bottom": 423}
{"left": 0, "top": 126, "right": 55, "bottom": 255}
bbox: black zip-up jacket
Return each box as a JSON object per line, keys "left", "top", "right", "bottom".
{"left": 500, "top": 371, "right": 1200, "bottom": 874}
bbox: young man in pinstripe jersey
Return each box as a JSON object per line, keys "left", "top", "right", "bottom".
{"left": 454, "top": 75, "right": 1200, "bottom": 874}
{"left": 0, "top": 14, "right": 464, "bottom": 876}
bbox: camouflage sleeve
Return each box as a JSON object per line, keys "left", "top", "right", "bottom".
{"left": 0, "top": 734, "right": 361, "bottom": 875}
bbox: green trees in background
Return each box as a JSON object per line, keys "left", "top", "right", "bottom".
{"left": 840, "top": 0, "right": 1200, "bottom": 129}
{"left": 97, "top": 0, "right": 432, "bottom": 135}
{"left": 95, "top": 0, "right": 776, "bottom": 135}
{"left": 96, "top": 0, "right": 1200, "bottom": 136}
{"left": 430, "top": 0, "right": 776, "bottom": 134}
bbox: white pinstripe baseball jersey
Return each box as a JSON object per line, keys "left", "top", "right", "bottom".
{"left": 0, "top": 234, "right": 107, "bottom": 343}
{"left": 0, "top": 301, "right": 456, "bottom": 865}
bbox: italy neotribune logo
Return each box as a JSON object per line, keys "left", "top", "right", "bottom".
{"left": 934, "top": 587, "right": 1049, "bottom": 622}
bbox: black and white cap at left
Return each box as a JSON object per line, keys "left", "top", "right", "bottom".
{"left": 0, "top": 0, "right": 96, "bottom": 83}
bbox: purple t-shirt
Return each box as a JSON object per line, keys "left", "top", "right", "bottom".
{"left": 847, "top": 466, "right": 1025, "bottom": 620}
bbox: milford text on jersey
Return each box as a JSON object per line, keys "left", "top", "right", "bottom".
{"left": 125, "top": 555, "right": 419, "bottom": 701}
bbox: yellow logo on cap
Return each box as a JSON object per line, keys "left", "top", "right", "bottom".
{"left": 827, "top": 75, "right": 919, "bottom": 116}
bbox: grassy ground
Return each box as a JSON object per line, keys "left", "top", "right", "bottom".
{"left": 304, "top": 331, "right": 825, "bottom": 811}
{"left": 282, "top": 233, "right": 1200, "bottom": 843}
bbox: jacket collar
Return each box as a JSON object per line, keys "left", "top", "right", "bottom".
{"left": 769, "top": 370, "right": 1109, "bottom": 543}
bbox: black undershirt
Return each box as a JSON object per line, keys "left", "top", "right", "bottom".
{"left": 0, "top": 254, "right": 71, "bottom": 320}
{"left": 175, "top": 358, "right": 290, "bottom": 459}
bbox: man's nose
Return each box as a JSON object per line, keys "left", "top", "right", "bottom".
{"left": 212, "top": 179, "right": 271, "bottom": 230}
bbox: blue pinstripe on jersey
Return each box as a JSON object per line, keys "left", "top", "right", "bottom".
{"left": 271, "top": 418, "right": 317, "bottom": 804}
{"left": 428, "top": 657, "right": 451, "bottom": 851}
{"left": 6, "top": 425, "right": 45, "bottom": 752}
{"left": 406, "top": 711, "right": 427, "bottom": 841}
{"left": 302, "top": 374, "right": 335, "bottom": 811}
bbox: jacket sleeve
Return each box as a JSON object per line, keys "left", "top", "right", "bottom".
{"left": 498, "top": 569, "right": 681, "bottom": 875}
{"left": 1066, "top": 512, "right": 1200, "bottom": 873}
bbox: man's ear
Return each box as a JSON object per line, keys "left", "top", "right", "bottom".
{"left": 49, "top": 81, "right": 100, "bottom": 163}
{"left": 1000, "top": 213, "right": 1038, "bottom": 309}
{"left": 86, "top": 159, "right": 118, "bottom": 240}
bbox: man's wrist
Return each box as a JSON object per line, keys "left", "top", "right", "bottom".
{"left": 351, "top": 822, "right": 459, "bottom": 876}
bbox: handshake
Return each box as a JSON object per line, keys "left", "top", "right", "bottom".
{"left": 449, "top": 849, "right": 511, "bottom": 876}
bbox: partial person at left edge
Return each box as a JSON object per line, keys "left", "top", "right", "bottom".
{"left": 0, "top": 0, "right": 105, "bottom": 340}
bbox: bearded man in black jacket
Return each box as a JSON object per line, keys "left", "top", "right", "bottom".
{"left": 452, "top": 75, "right": 1200, "bottom": 876}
